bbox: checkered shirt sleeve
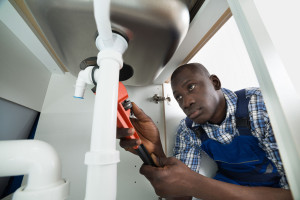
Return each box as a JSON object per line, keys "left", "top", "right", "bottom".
{"left": 173, "top": 119, "right": 202, "bottom": 173}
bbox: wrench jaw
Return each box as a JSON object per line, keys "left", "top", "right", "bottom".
{"left": 117, "top": 82, "right": 156, "bottom": 166}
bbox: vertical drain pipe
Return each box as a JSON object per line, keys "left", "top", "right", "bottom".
{"left": 84, "top": 49, "right": 122, "bottom": 200}
{"left": 82, "top": 0, "right": 128, "bottom": 199}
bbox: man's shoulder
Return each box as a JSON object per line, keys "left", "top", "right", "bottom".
{"left": 223, "top": 87, "right": 262, "bottom": 96}
{"left": 244, "top": 87, "right": 262, "bottom": 98}
{"left": 177, "top": 118, "right": 188, "bottom": 131}
{"left": 222, "top": 87, "right": 263, "bottom": 104}
{"left": 244, "top": 87, "right": 268, "bottom": 113}
{"left": 176, "top": 118, "right": 194, "bottom": 135}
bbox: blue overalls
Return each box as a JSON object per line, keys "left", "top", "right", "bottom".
{"left": 186, "top": 89, "right": 281, "bottom": 187}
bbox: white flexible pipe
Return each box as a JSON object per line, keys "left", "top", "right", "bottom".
{"left": 0, "top": 140, "right": 69, "bottom": 200}
{"left": 93, "top": 0, "right": 113, "bottom": 48}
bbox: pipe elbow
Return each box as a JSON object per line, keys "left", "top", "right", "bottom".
{"left": 26, "top": 140, "right": 62, "bottom": 189}
{"left": 74, "top": 67, "right": 96, "bottom": 99}
{"left": 0, "top": 140, "right": 70, "bottom": 200}
{"left": 0, "top": 140, "right": 62, "bottom": 189}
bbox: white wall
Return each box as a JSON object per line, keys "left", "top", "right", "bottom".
{"left": 0, "top": 21, "right": 51, "bottom": 112}
{"left": 253, "top": 0, "right": 300, "bottom": 95}
{"left": 35, "top": 72, "right": 165, "bottom": 200}
{"left": 0, "top": 0, "right": 56, "bottom": 111}
{"left": 190, "top": 17, "right": 259, "bottom": 90}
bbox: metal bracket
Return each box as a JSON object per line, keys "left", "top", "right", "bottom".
{"left": 152, "top": 94, "right": 171, "bottom": 104}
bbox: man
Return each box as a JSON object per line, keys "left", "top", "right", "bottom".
{"left": 117, "top": 63, "right": 292, "bottom": 199}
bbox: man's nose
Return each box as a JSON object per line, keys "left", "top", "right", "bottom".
{"left": 182, "top": 95, "right": 195, "bottom": 109}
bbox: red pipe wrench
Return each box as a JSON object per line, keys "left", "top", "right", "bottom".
{"left": 117, "top": 82, "right": 156, "bottom": 166}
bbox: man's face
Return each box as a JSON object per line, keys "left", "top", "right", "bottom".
{"left": 171, "top": 68, "right": 220, "bottom": 124}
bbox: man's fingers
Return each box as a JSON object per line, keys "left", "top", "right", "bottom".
{"left": 140, "top": 164, "right": 157, "bottom": 181}
{"left": 116, "top": 128, "right": 134, "bottom": 139}
{"left": 117, "top": 127, "right": 141, "bottom": 151}
{"left": 140, "top": 156, "right": 169, "bottom": 178}
{"left": 151, "top": 153, "right": 167, "bottom": 167}
{"left": 151, "top": 153, "right": 160, "bottom": 167}
{"left": 119, "top": 138, "right": 141, "bottom": 149}
{"left": 131, "top": 102, "right": 151, "bottom": 121}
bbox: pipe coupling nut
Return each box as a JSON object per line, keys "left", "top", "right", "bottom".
{"left": 97, "top": 50, "right": 124, "bottom": 70}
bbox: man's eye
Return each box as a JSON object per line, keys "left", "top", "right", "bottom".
{"left": 188, "top": 84, "right": 195, "bottom": 91}
{"left": 175, "top": 95, "right": 182, "bottom": 101}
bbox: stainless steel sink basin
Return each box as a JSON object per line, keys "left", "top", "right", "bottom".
{"left": 16, "top": 0, "right": 196, "bottom": 85}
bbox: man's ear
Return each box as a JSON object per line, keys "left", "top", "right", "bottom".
{"left": 210, "top": 75, "right": 221, "bottom": 90}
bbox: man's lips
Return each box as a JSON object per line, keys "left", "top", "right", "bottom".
{"left": 188, "top": 109, "right": 201, "bottom": 119}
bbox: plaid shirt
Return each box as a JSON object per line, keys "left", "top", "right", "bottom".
{"left": 173, "top": 87, "right": 288, "bottom": 189}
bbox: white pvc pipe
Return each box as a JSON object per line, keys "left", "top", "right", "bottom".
{"left": 91, "top": 59, "right": 120, "bottom": 151}
{"left": 0, "top": 140, "right": 69, "bottom": 200}
{"left": 0, "top": 140, "right": 61, "bottom": 189}
{"left": 74, "top": 52, "right": 123, "bottom": 200}
{"left": 74, "top": 66, "right": 95, "bottom": 99}
{"left": 84, "top": 50, "right": 122, "bottom": 200}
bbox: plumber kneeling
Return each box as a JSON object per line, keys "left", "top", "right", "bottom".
{"left": 116, "top": 63, "right": 292, "bottom": 200}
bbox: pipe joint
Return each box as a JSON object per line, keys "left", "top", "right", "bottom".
{"left": 13, "top": 179, "right": 70, "bottom": 200}
{"left": 95, "top": 33, "right": 128, "bottom": 54}
{"left": 97, "top": 49, "right": 124, "bottom": 71}
{"left": 85, "top": 150, "right": 120, "bottom": 166}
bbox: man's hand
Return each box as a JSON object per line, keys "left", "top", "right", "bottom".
{"left": 140, "top": 156, "right": 196, "bottom": 198}
{"left": 116, "top": 102, "right": 166, "bottom": 158}
{"left": 140, "top": 156, "right": 293, "bottom": 200}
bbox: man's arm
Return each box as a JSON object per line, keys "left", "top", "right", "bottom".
{"left": 140, "top": 157, "right": 292, "bottom": 200}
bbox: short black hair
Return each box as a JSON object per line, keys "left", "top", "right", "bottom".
{"left": 171, "top": 63, "right": 210, "bottom": 82}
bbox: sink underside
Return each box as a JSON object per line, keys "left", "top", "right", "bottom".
{"left": 16, "top": 0, "right": 204, "bottom": 85}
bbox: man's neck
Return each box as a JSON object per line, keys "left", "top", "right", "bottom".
{"left": 208, "top": 92, "right": 227, "bottom": 125}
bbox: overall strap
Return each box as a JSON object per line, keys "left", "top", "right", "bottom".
{"left": 234, "top": 89, "right": 251, "bottom": 135}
